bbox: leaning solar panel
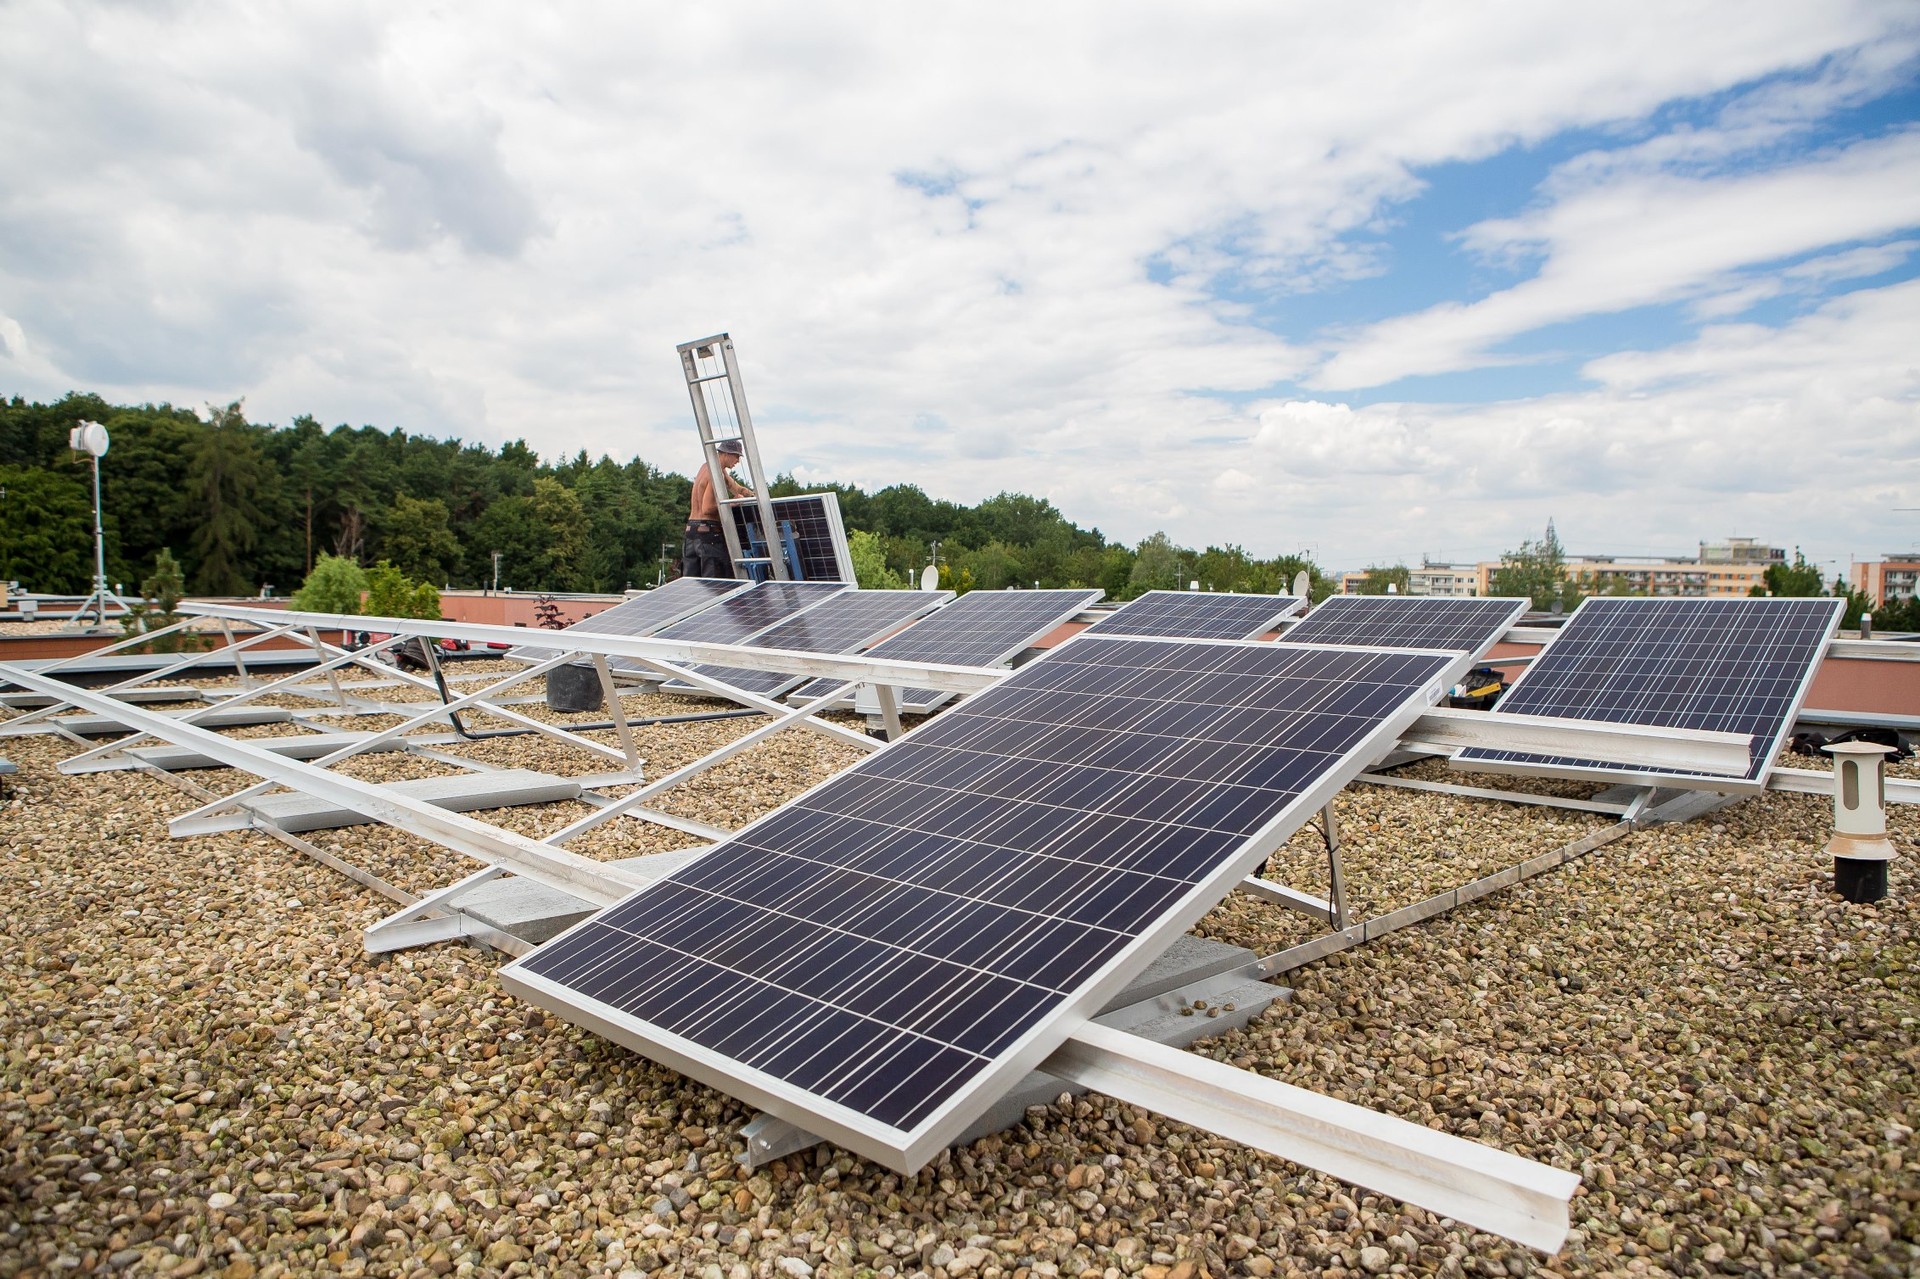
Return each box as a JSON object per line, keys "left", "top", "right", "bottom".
{"left": 791, "top": 588, "right": 1104, "bottom": 713}
{"left": 1453, "top": 596, "right": 1843, "bottom": 791}
{"left": 513, "top": 577, "right": 749, "bottom": 664}
{"left": 1281, "top": 596, "right": 1529, "bottom": 672}
{"left": 502, "top": 636, "right": 1455, "bottom": 1173}
{"left": 1079, "top": 590, "right": 1302, "bottom": 639}
{"left": 611, "top": 580, "right": 847, "bottom": 675}
{"left": 729, "top": 493, "right": 856, "bottom": 583}
{"left": 665, "top": 589, "right": 954, "bottom": 699}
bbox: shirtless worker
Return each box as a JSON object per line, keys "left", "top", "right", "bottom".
{"left": 681, "top": 439, "right": 755, "bottom": 579}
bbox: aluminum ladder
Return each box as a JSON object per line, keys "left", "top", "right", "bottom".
{"left": 676, "top": 334, "right": 789, "bottom": 580}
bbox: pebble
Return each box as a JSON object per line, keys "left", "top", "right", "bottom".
{"left": 1, "top": 685, "right": 1916, "bottom": 1278}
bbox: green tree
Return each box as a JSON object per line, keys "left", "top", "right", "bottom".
{"left": 0, "top": 464, "right": 92, "bottom": 592}
{"left": 960, "top": 540, "right": 1024, "bottom": 592}
{"left": 1127, "top": 532, "right": 1182, "bottom": 597}
{"left": 292, "top": 553, "right": 368, "bottom": 614}
{"left": 848, "top": 530, "right": 906, "bottom": 589}
{"left": 1753, "top": 550, "right": 1824, "bottom": 597}
{"left": 365, "top": 560, "right": 442, "bottom": 619}
{"left": 378, "top": 494, "right": 461, "bottom": 584}
{"left": 185, "top": 401, "right": 273, "bottom": 595}
{"left": 1491, "top": 524, "right": 1572, "bottom": 611}
{"left": 1832, "top": 577, "right": 1872, "bottom": 630}
{"left": 1354, "top": 563, "right": 1412, "bottom": 595}
{"left": 120, "top": 548, "right": 203, "bottom": 652}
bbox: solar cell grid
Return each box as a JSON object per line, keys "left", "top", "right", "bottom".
{"left": 503, "top": 635, "right": 1455, "bottom": 1169}
{"left": 1281, "top": 596, "right": 1529, "bottom": 659}
{"left": 671, "top": 589, "right": 953, "bottom": 698}
{"left": 791, "top": 588, "right": 1102, "bottom": 711}
{"left": 731, "top": 494, "right": 855, "bottom": 583}
{"left": 606, "top": 581, "right": 846, "bottom": 676}
{"left": 512, "top": 577, "right": 748, "bottom": 663}
{"left": 1453, "top": 596, "right": 1842, "bottom": 789}
{"left": 1080, "top": 590, "right": 1302, "bottom": 640}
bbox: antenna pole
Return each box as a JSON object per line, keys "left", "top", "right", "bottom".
{"left": 90, "top": 453, "right": 108, "bottom": 624}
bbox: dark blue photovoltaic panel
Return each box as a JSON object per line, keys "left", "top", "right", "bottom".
{"left": 615, "top": 581, "right": 847, "bottom": 675}
{"left": 730, "top": 494, "right": 854, "bottom": 583}
{"left": 790, "top": 589, "right": 1102, "bottom": 711}
{"left": 1080, "top": 591, "right": 1301, "bottom": 640}
{"left": 504, "top": 637, "right": 1453, "bottom": 1150}
{"left": 1454, "top": 597, "right": 1843, "bottom": 785}
{"left": 1282, "top": 596, "right": 1528, "bottom": 656}
{"left": 513, "top": 578, "right": 747, "bottom": 663}
{"left": 671, "top": 590, "right": 951, "bottom": 698}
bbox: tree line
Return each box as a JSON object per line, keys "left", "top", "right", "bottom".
{"left": 0, "top": 394, "right": 1335, "bottom": 603}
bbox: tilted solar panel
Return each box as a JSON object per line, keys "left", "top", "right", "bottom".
{"left": 1453, "top": 596, "right": 1843, "bottom": 791}
{"left": 513, "top": 578, "right": 749, "bottom": 664}
{"left": 669, "top": 590, "right": 954, "bottom": 698}
{"left": 730, "top": 494, "right": 856, "bottom": 583}
{"left": 502, "top": 636, "right": 1454, "bottom": 1172}
{"left": 791, "top": 588, "right": 1103, "bottom": 713}
{"left": 1282, "top": 596, "right": 1529, "bottom": 671}
{"left": 610, "top": 581, "right": 848, "bottom": 676}
{"left": 1080, "top": 590, "right": 1302, "bottom": 640}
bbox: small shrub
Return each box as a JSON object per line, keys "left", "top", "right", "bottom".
{"left": 292, "top": 554, "right": 368, "bottom": 615}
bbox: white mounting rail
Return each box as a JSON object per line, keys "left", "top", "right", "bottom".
{"left": 1405, "top": 705, "right": 1752, "bottom": 777}
{"left": 1049, "top": 1022, "right": 1578, "bottom": 1252}
{"left": 178, "top": 604, "right": 1003, "bottom": 695}
{"left": 0, "top": 662, "right": 648, "bottom": 907}
{"left": 177, "top": 605, "right": 1754, "bottom": 774}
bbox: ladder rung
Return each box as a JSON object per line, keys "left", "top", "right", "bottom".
{"left": 688, "top": 373, "right": 732, "bottom": 386}
{"left": 735, "top": 556, "right": 773, "bottom": 563}
{"left": 718, "top": 496, "right": 765, "bottom": 506}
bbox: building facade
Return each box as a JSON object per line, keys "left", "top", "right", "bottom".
{"left": 1852, "top": 555, "right": 1920, "bottom": 605}
{"left": 1472, "top": 537, "right": 1782, "bottom": 599}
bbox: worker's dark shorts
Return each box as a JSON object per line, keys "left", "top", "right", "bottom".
{"left": 681, "top": 523, "right": 730, "bottom": 580}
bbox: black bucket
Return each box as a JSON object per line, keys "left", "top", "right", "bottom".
{"left": 546, "top": 661, "right": 605, "bottom": 713}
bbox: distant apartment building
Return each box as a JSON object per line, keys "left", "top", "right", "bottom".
{"left": 1409, "top": 561, "right": 1477, "bottom": 597}
{"left": 1698, "top": 537, "right": 1786, "bottom": 566}
{"left": 1343, "top": 538, "right": 1784, "bottom": 600}
{"left": 1852, "top": 554, "right": 1920, "bottom": 605}
{"left": 1336, "top": 559, "right": 1480, "bottom": 597}
{"left": 1471, "top": 536, "right": 1783, "bottom": 599}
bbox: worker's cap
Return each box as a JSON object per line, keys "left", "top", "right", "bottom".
{"left": 714, "top": 438, "right": 744, "bottom": 456}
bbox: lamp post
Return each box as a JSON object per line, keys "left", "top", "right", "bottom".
{"left": 67, "top": 420, "right": 130, "bottom": 629}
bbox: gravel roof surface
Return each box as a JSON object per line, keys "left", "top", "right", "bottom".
{"left": 1, "top": 675, "right": 1915, "bottom": 1279}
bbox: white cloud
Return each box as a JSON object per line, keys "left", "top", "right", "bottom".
{"left": 0, "top": 0, "right": 1915, "bottom": 581}
{"left": 1313, "top": 130, "right": 1920, "bottom": 389}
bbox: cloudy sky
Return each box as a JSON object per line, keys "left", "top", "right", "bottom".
{"left": 3, "top": 1, "right": 1917, "bottom": 577}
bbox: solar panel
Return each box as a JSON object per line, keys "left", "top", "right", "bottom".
{"left": 513, "top": 578, "right": 749, "bottom": 663}
{"left": 1453, "top": 596, "right": 1843, "bottom": 790}
{"left": 1080, "top": 590, "right": 1302, "bottom": 639}
{"left": 730, "top": 494, "right": 856, "bottom": 583}
{"left": 501, "top": 636, "right": 1455, "bottom": 1172}
{"left": 1282, "top": 596, "right": 1529, "bottom": 669}
{"left": 791, "top": 588, "right": 1103, "bottom": 713}
{"left": 668, "top": 590, "right": 954, "bottom": 699}
{"left": 614, "top": 581, "right": 848, "bottom": 675}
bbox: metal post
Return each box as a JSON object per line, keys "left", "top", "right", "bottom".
{"left": 90, "top": 453, "right": 108, "bottom": 624}
{"left": 1323, "top": 799, "right": 1348, "bottom": 928}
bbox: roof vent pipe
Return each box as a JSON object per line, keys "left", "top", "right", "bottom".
{"left": 1823, "top": 740, "right": 1897, "bottom": 903}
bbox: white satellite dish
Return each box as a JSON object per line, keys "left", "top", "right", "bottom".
{"left": 69, "top": 421, "right": 110, "bottom": 457}
{"left": 1292, "top": 570, "right": 1310, "bottom": 599}
{"left": 920, "top": 564, "right": 940, "bottom": 592}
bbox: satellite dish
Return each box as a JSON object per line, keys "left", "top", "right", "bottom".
{"left": 920, "top": 564, "right": 940, "bottom": 592}
{"left": 1292, "top": 570, "right": 1309, "bottom": 599}
{"left": 69, "top": 421, "right": 109, "bottom": 457}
